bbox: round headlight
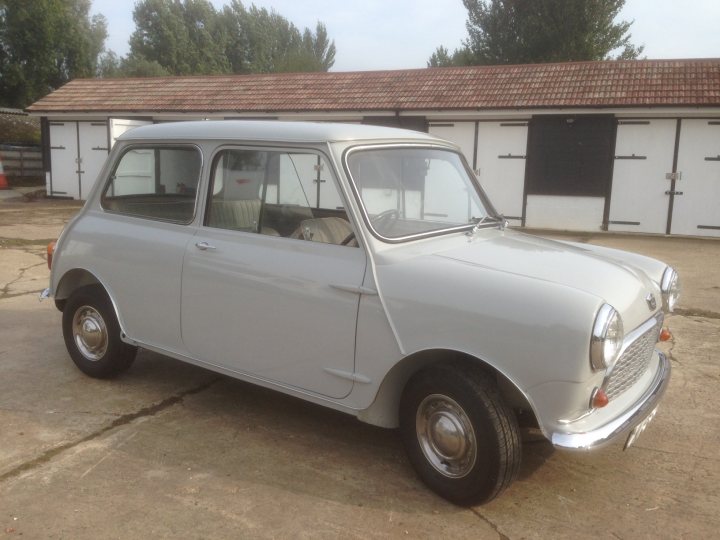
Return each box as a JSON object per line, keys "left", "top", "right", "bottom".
{"left": 661, "top": 267, "right": 680, "bottom": 312}
{"left": 590, "top": 304, "right": 624, "bottom": 371}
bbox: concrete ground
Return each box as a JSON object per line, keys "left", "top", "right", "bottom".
{"left": 1, "top": 196, "right": 718, "bottom": 539}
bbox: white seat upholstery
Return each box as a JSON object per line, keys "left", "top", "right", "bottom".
{"left": 208, "top": 199, "right": 262, "bottom": 231}
{"left": 291, "top": 217, "right": 354, "bottom": 245}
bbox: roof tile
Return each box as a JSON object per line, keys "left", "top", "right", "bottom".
{"left": 26, "top": 59, "right": 720, "bottom": 113}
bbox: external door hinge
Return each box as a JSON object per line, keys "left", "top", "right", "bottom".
{"left": 665, "top": 190, "right": 684, "bottom": 196}
{"left": 329, "top": 284, "right": 378, "bottom": 296}
{"left": 665, "top": 172, "right": 682, "bottom": 181}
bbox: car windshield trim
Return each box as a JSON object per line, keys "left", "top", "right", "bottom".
{"left": 342, "top": 143, "right": 500, "bottom": 244}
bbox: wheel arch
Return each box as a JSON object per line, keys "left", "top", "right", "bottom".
{"left": 357, "top": 348, "right": 540, "bottom": 430}
{"left": 54, "top": 269, "right": 128, "bottom": 340}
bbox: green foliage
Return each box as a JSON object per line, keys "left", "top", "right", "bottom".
{"left": 427, "top": 45, "right": 473, "bottom": 68}
{"left": 128, "top": 0, "right": 229, "bottom": 75}
{"left": 0, "top": 111, "right": 40, "bottom": 144}
{"left": 429, "top": 0, "right": 644, "bottom": 67}
{"left": 97, "top": 51, "right": 171, "bottom": 78}
{"left": 0, "top": 0, "right": 107, "bottom": 108}
{"left": 117, "top": 0, "right": 336, "bottom": 77}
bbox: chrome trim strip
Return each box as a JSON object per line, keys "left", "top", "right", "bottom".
{"left": 551, "top": 351, "right": 671, "bottom": 451}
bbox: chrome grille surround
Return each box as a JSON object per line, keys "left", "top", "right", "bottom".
{"left": 603, "top": 313, "right": 663, "bottom": 400}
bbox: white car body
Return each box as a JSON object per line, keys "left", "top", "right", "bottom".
{"left": 45, "top": 121, "right": 675, "bottom": 503}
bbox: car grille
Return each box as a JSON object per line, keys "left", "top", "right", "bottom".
{"left": 604, "top": 316, "right": 662, "bottom": 400}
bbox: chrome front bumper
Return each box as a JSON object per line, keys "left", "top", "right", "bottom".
{"left": 551, "top": 351, "right": 671, "bottom": 451}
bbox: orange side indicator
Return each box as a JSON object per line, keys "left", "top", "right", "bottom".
{"left": 47, "top": 241, "right": 56, "bottom": 269}
{"left": 659, "top": 328, "right": 672, "bottom": 342}
{"left": 592, "top": 388, "right": 609, "bottom": 409}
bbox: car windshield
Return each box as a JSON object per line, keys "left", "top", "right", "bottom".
{"left": 345, "top": 146, "right": 496, "bottom": 241}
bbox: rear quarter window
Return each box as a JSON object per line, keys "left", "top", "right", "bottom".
{"left": 101, "top": 146, "right": 202, "bottom": 224}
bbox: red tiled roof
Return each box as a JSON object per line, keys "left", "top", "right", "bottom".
{"left": 26, "top": 59, "right": 720, "bottom": 114}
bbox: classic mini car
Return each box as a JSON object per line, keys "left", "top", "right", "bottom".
{"left": 43, "top": 121, "right": 678, "bottom": 504}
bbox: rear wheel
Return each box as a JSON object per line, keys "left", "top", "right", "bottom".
{"left": 399, "top": 364, "right": 521, "bottom": 505}
{"left": 62, "top": 285, "right": 137, "bottom": 378}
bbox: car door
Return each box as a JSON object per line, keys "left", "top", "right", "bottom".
{"left": 180, "top": 147, "right": 367, "bottom": 399}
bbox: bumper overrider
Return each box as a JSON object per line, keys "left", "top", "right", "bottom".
{"left": 551, "top": 351, "right": 671, "bottom": 451}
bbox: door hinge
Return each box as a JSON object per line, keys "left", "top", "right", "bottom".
{"left": 665, "top": 172, "right": 682, "bottom": 181}
{"left": 329, "top": 284, "right": 378, "bottom": 296}
{"left": 665, "top": 190, "right": 684, "bottom": 196}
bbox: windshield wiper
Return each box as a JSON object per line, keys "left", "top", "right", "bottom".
{"left": 466, "top": 215, "right": 506, "bottom": 236}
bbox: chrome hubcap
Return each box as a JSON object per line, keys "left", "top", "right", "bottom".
{"left": 416, "top": 394, "right": 477, "bottom": 478}
{"left": 72, "top": 306, "right": 108, "bottom": 361}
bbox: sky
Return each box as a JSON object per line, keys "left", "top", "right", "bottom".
{"left": 91, "top": 0, "right": 720, "bottom": 72}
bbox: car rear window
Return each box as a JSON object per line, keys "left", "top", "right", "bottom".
{"left": 101, "top": 146, "right": 202, "bottom": 224}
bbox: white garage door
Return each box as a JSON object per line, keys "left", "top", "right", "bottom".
{"left": 475, "top": 122, "right": 528, "bottom": 222}
{"left": 109, "top": 118, "right": 153, "bottom": 147}
{"left": 48, "top": 122, "right": 79, "bottom": 198}
{"left": 428, "top": 122, "right": 476, "bottom": 166}
{"left": 671, "top": 120, "right": 720, "bottom": 237}
{"left": 79, "top": 122, "right": 110, "bottom": 199}
{"left": 608, "top": 120, "right": 677, "bottom": 234}
{"left": 49, "top": 121, "right": 109, "bottom": 199}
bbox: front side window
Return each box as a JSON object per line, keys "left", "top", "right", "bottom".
{"left": 206, "top": 148, "right": 356, "bottom": 246}
{"left": 346, "top": 146, "right": 495, "bottom": 241}
{"left": 101, "top": 146, "right": 201, "bottom": 223}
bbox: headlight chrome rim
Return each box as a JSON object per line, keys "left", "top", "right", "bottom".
{"left": 590, "top": 304, "right": 624, "bottom": 371}
{"left": 660, "top": 266, "right": 680, "bottom": 313}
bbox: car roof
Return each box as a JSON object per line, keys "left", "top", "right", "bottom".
{"left": 118, "top": 120, "right": 442, "bottom": 144}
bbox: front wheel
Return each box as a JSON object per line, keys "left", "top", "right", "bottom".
{"left": 399, "top": 364, "right": 521, "bottom": 505}
{"left": 62, "top": 285, "right": 137, "bottom": 378}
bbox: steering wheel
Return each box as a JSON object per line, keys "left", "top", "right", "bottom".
{"left": 370, "top": 208, "right": 400, "bottom": 230}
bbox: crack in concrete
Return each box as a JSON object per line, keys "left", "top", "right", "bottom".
{"left": 0, "top": 260, "right": 46, "bottom": 300}
{"left": 0, "top": 288, "right": 45, "bottom": 301}
{"left": 633, "top": 443, "right": 720, "bottom": 463}
{"left": 0, "top": 406, "right": 124, "bottom": 417}
{"left": 470, "top": 508, "right": 510, "bottom": 540}
{"left": 0, "top": 377, "right": 220, "bottom": 484}
{"left": 674, "top": 307, "right": 720, "bottom": 320}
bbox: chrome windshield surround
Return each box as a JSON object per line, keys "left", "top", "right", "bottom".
{"left": 342, "top": 143, "right": 499, "bottom": 244}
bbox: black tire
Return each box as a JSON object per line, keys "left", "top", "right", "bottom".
{"left": 399, "top": 363, "right": 521, "bottom": 505}
{"left": 62, "top": 285, "right": 137, "bottom": 379}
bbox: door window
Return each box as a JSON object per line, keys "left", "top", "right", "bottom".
{"left": 206, "top": 148, "right": 356, "bottom": 246}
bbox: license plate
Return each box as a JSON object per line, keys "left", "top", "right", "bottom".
{"left": 624, "top": 407, "right": 658, "bottom": 450}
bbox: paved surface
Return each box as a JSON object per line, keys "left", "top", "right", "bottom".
{"left": 1, "top": 198, "right": 718, "bottom": 539}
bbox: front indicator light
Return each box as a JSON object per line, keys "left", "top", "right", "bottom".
{"left": 47, "top": 241, "right": 56, "bottom": 269}
{"left": 659, "top": 328, "right": 672, "bottom": 342}
{"left": 591, "top": 388, "right": 609, "bottom": 409}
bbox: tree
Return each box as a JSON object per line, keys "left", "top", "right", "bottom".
{"left": 428, "top": 0, "right": 643, "bottom": 67}
{"left": 126, "top": 0, "right": 335, "bottom": 76}
{"left": 222, "top": 3, "right": 335, "bottom": 73}
{"left": 97, "top": 51, "right": 170, "bottom": 78}
{"left": 128, "top": 0, "right": 229, "bottom": 75}
{"left": 0, "top": 0, "right": 107, "bottom": 108}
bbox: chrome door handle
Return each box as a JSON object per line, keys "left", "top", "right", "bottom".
{"left": 195, "top": 241, "right": 216, "bottom": 251}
